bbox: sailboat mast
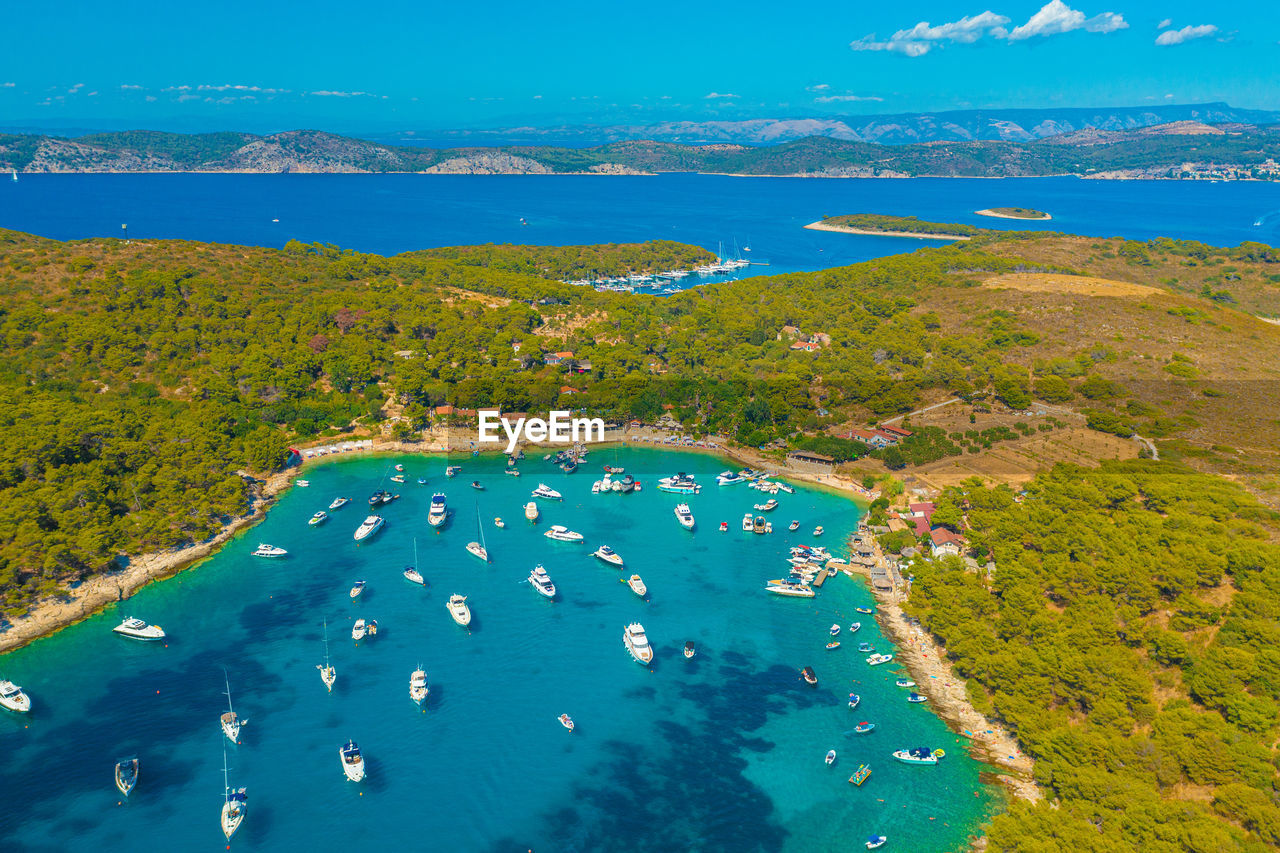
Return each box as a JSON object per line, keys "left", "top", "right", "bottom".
{"left": 322, "top": 619, "right": 330, "bottom": 666}
{"left": 223, "top": 669, "right": 233, "bottom": 714}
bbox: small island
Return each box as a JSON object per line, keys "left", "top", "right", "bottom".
{"left": 805, "top": 214, "right": 980, "bottom": 241}
{"left": 975, "top": 207, "right": 1052, "bottom": 221}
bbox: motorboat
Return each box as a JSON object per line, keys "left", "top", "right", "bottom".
{"left": 716, "top": 471, "right": 745, "bottom": 485}
{"left": 394, "top": 464, "right": 404, "bottom": 472}
{"left": 427, "top": 493, "right": 448, "bottom": 527}
{"left": 505, "top": 468, "right": 521, "bottom": 477}
{"left": 349, "top": 580, "right": 366, "bottom": 600}
{"left": 788, "top": 520, "right": 800, "bottom": 531}
{"left": 353, "top": 514, "right": 384, "bottom": 542}
{"left": 615, "top": 474, "right": 636, "bottom": 493}
{"left": 854, "top": 722, "right": 877, "bottom": 734}
{"left": 471, "top": 480, "right": 484, "bottom": 490}
{"left": 893, "top": 747, "right": 940, "bottom": 765}
{"left": 318, "top": 619, "right": 336, "bottom": 692}
{"left": 113, "top": 617, "right": 165, "bottom": 641}
{"left": 593, "top": 545, "right": 624, "bottom": 567}
{"left": 308, "top": 511, "right": 328, "bottom": 526}
{"left": 826, "top": 641, "right": 840, "bottom": 650}
{"left": 532, "top": 483, "right": 563, "bottom": 501}
{"left": 855, "top": 606, "right": 875, "bottom": 615}
{"left": 528, "top": 565, "right": 557, "bottom": 598}
{"left": 800, "top": 666, "right": 818, "bottom": 686}
{"left": 752, "top": 516, "right": 771, "bottom": 534}
{"left": 365, "top": 620, "right": 378, "bottom": 637}
{"left": 813, "top": 526, "right": 824, "bottom": 537}
{"left": 848, "top": 693, "right": 861, "bottom": 709}
{"left": 626, "top": 574, "right": 647, "bottom": 597}
{"left": 0, "top": 680, "right": 31, "bottom": 713}
{"left": 524, "top": 501, "right": 540, "bottom": 521}
{"left": 329, "top": 497, "right": 351, "bottom": 510}
{"left": 404, "top": 567, "right": 424, "bottom": 585}
{"left": 683, "top": 641, "right": 696, "bottom": 659}
{"left": 544, "top": 525, "right": 584, "bottom": 543}
{"left": 674, "top": 503, "right": 695, "bottom": 530}
{"left": 776, "top": 482, "right": 795, "bottom": 494}
{"left": 657, "top": 473, "right": 700, "bottom": 494}
{"left": 591, "top": 481, "right": 601, "bottom": 494}
{"left": 494, "top": 517, "right": 505, "bottom": 529}
{"left": 718, "top": 521, "right": 728, "bottom": 532}
{"left": 849, "top": 764, "right": 871, "bottom": 786}
{"left": 895, "top": 679, "right": 916, "bottom": 688}
{"left": 849, "top": 622, "right": 862, "bottom": 633}
{"left": 623, "top": 623, "right": 654, "bottom": 664}
{"left": 115, "top": 757, "right": 139, "bottom": 797}
{"left": 368, "top": 490, "right": 393, "bottom": 507}
{"left": 741, "top": 513, "right": 753, "bottom": 532}
{"left": 251, "top": 543, "right": 287, "bottom": 558}
{"left": 558, "top": 713, "right": 575, "bottom": 732}
{"left": 867, "top": 653, "right": 894, "bottom": 666}
{"left": 858, "top": 642, "right": 875, "bottom": 653}
{"left": 604, "top": 465, "right": 625, "bottom": 474}
{"left": 340, "top": 740, "right": 366, "bottom": 781}
{"left": 417, "top": 477, "right": 428, "bottom": 485}
{"left": 351, "top": 619, "right": 367, "bottom": 641}
{"left": 220, "top": 671, "right": 241, "bottom": 744}
{"left": 866, "top": 835, "right": 887, "bottom": 849}
{"left": 765, "top": 581, "right": 815, "bottom": 598}
{"left": 907, "top": 692, "right": 928, "bottom": 704}
{"left": 410, "top": 668, "right": 428, "bottom": 706}
{"left": 447, "top": 594, "right": 471, "bottom": 627}
{"left": 561, "top": 458, "right": 578, "bottom": 474}
{"left": 445, "top": 465, "right": 462, "bottom": 478}
{"left": 825, "top": 749, "right": 837, "bottom": 766}
{"left": 390, "top": 474, "right": 405, "bottom": 484}
{"left": 296, "top": 479, "right": 310, "bottom": 488}
{"left": 753, "top": 499, "right": 778, "bottom": 512}
{"left": 829, "top": 624, "right": 841, "bottom": 636}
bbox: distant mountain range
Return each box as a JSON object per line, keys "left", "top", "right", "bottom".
{"left": 2, "top": 116, "right": 1279, "bottom": 180}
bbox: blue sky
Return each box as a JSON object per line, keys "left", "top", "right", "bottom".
{"left": 1, "top": 0, "right": 1275, "bottom": 132}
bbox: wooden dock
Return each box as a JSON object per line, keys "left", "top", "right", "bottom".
{"left": 813, "top": 568, "right": 829, "bottom": 587}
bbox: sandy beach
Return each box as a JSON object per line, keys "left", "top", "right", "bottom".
{"left": 804, "top": 221, "right": 971, "bottom": 241}
{"left": 974, "top": 208, "right": 1052, "bottom": 221}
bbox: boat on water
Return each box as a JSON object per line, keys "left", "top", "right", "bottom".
{"left": 855, "top": 606, "right": 875, "bottom": 615}
{"left": 558, "top": 713, "right": 575, "bottom": 732}
{"left": 115, "top": 757, "right": 139, "bottom": 797}
{"left": 788, "top": 520, "right": 800, "bottom": 531}
{"left": 867, "top": 653, "right": 894, "bottom": 666}
{"left": 848, "top": 693, "right": 861, "bottom": 709}
{"left": 626, "top": 574, "right": 647, "bottom": 597}
{"left": 829, "top": 624, "right": 841, "bottom": 636}
{"left": 544, "top": 524, "right": 584, "bottom": 542}
{"left": 684, "top": 641, "right": 696, "bottom": 659}
{"left": 591, "top": 481, "right": 601, "bottom": 494}
{"left": 718, "top": 521, "right": 728, "bottom": 532}
{"left": 855, "top": 721, "right": 877, "bottom": 734}
{"left": 349, "top": 580, "right": 366, "bottom": 600}
{"left": 528, "top": 565, "right": 557, "bottom": 598}
{"left": 561, "top": 458, "right": 578, "bottom": 474}
{"left": 251, "top": 543, "right": 287, "bottom": 558}
{"left": 296, "top": 479, "right": 310, "bottom": 488}
{"left": 447, "top": 594, "right": 471, "bottom": 626}
{"left": 505, "top": 468, "right": 521, "bottom": 477}
{"left": 404, "top": 567, "right": 424, "bottom": 585}
{"left": 813, "top": 526, "right": 824, "bottom": 537}
{"left": 858, "top": 642, "right": 875, "bottom": 653}
{"left": 368, "top": 489, "right": 394, "bottom": 507}
{"left": 494, "top": 517, "right": 505, "bottom": 528}
{"left": 826, "top": 641, "right": 840, "bottom": 650}
{"left": 351, "top": 619, "right": 367, "bottom": 641}
{"left": 741, "top": 512, "right": 754, "bottom": 531}
{"left": 318, "top": 619, "right": 336, "bottom": 692}
{"left": 353, "top": 514, "right": 384, "bottom": 542}
{"left": 657, "top": 473, "right": 700, "bottom": 494}
{"left": 329, "top": 497, "right": 351, "bottom": 510}
{"left": 532, "top": 483, "right": 563, "bottom": 500}
{"left": 445, "top": 465, "right": 462, "bottom": 478}
{"left": 849, "top": 622, "right": 862, "bottom": 633}
{"left": 390, "top": 474, "right": 406, "bottom": 484}
{"left": 365, "top": 620, "right": 378, "bottom": 637}
{"left": 674, "top": 503, "right": 695, "bottom": 530}
{"left": 418, "top": 477, "right": 428, "bottom": 485}
{"left": 866, "top": 835, "right": 887, "bottom": 849}
{"left": 800, "top": 666, "right": 818, "bottom": 686}
{"left": 524, "top": 501, "right": 540, "bottom": 521}
{"left": 849, "top": 764, "right": 872, "bottom": 786}
{"left": 893, "top": 747, "right": 941, "bottom": 765}
{"left": 753, "top": 499, "right": 778, "bottom": 512}
{"left": 623, "top": 622, "right": 654, "bottom": 664}
{"left": 394, "top": 464, "right": 404, "bottom": 472}
{"left": 907, "top": 692, "right": 928, "bottom": 703}
{"left": 593, "top": 545, "right": 624, "bottom": 567}
{"left": 409, "top": 668, "right": 429, "bottom": 706}
{"left": 825, "top": 749, "right": 837, "bottom": 766}
{"left": 765, "top": 581, "right": 815, "bottom": 598}
{"left": 470, "top": 480, "right": 484, "bottom": 491}
{"left": 113, "top": 617, "right": 165, "bottom": 641}
{"left": 220, "top": 749, "right": 247, "bottom": 841}
{"left": 604, "top": 465, "right": 625, "bottom": 474}
{"left": 465, "top": 504, "right": 490, "bottom": 561}
{"left": 715, "top": 471, "right": 745, "bottom": 486}
{"left": 895, "top": 679, "right": 916, "bottom": 688}
{"left": 427, "top": 493, "right": 449, "bottom": 528}
{"left": 340, "top": 740, "right": 366, "bottom": 781}
{"left": 308, "top": 511, "right": 328, "bottom": 526}
{"left": 0, "top": 680, "right": 31, "bottom": 713}
{"left": 753, "top": 516, "right": 771, "bottom": 534}
{"left": 220, "top": 671, "right": 242, "bottom": 744}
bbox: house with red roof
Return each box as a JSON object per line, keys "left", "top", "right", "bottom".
{"left": 929, "top": 527, "right": 966, "bottom": 558}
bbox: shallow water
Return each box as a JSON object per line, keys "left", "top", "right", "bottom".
{"left": 0, "top": 448, "right": 997, "bottom": 851}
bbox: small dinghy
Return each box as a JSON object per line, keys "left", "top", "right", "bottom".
{"left": 829, "top": 624, "right": 840, "bottom": 636}
{"left": 895, "top": 679, "right": 915, "bottom": 688}
{"left": 854, "top": 721, "right": 877, "bottom": 734}
{"left": 718, "top": 521, "right": 728, "bottom": 532}
{"left": 349, "top": 580, "right": 366, "bottom": 600}
{"left": 800, "top": 666, "right": 818, "bottom": 686}
{"left": 826, "top": 641, "right": 841, "bottom": 650}
{"left": 849, "top": 621, "right": 861, "bottom": 633}
{"left": 471, "top": 481, "right": 484, "bottom": 490}
{"left": 825, "top": 749, "right": 837, "bottom": 766}
{"left": 115, "top": 757, "right": 139, "bottom": 797}
{"left": 494, "top": 517, "right": 505, "bottom": 528}
{"left": 558, "top": 714, "right": 575, "bottom": 732}
{"left": 788, "top": 520, "right": 800, "bottom": 531}
{"left": 907, "top": 692, "right": 928, "bottom": 703}
{"left": 855, "top": 606, "right": 874, "bottom": 615}
{"left": 813, "top": 526, "right": 824, "bottom": 537}
{"left": 858, "top": 642, "right": 875, "bottom": 653}
{"left": 848, "top": 693, "right": 860, "bottom": 709}
{"left": 866, "top": 835, "right": 887, "bottom": 849}
{"left": 684, "top": 641, "right": 696, "bottom": 659}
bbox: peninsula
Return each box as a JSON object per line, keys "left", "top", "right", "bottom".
{"left": 975, "top": 207, "right": 1052, "bottom": 220}
{"left": 805, "top": 214, "right": 979, "bottom": 240}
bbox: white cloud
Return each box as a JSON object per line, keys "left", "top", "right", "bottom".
{"left": 851, "top": 11, "right": 1010, "bottom": 56}
{"left": 704, "top": 91, "right": 740, "bottom": 99}
{"left": 145, "top": 95, "right": 156, "bottom": 102}
{"left": 198, "top": 84, "right": 287, "bottom": 94}
{"left": 120, "top": 84, "right": 144, "bottom": 90}
{"left": 1, "top": 82, "right": 13, "bottom": 88}
{"left": 1157, "top": 18, "right": 1172, "bottom": 29}
{"left": 1155, "top": 23, "right": 1217, "bottom": 45}
{"left": 1007, "top": 1, "right": 1127, "bottom": 40}
{"left": 309, "top": 90, "right": 375, "bottom": 97}
{"left": 68, "top": 82, "right": 84, "bottom": 93}
{"left": 806, "top": 83, "right": 831, "bottom": 92}
{"left": 814, "top": 94, "right": 885, "bottom": 102}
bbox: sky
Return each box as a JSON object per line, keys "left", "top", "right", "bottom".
{"left": 1, "top": 0, "right": 1276, "bottom": 133}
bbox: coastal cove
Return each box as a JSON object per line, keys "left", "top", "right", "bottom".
{"left": 0, "top": 447, "right": 1003, "bottom": 851}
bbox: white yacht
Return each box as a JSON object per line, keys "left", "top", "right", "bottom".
{"left": 657, "top": 473, "right": 700, "bottom": 494}
{"left": 674, "top": 503, "right": 695, "bottom": 530}
{"left": 447, "top": 594, "right": 472, "bottom": 627}
{"left": 623, "top": 622, "right": 654, "bottom": 665}
{"left": 308, "top": 511, "right": 328, "bottom": 526}
{"left": 892, "top": 747, "right": 940, "bottom": 765}
{"left": 524, "top": 501, "right": 540, "bottom": 521}
{"left": 403, "top": 567, "right": 424, "bottom": 585}
{"left": 626, "top": 574, "right": 647, "bottom": 597}
{"left": 466, "top": 508, "right": 489, "bottom": 562}
{"left": 0, "top": 680, "right": 30, "bottom": 713}
{"left": 353, "top": 515, "right": 384, "bottom": 542}
{"left": 251, "top": 543, "right": 287, "bottom": 558}
{"left": 753, "top": 499, "right": 778, "bottom": 512}
{"left": 544, "top": 525, "right": 584, "bottom": 543}
{"left": 409, "top": 668, "right": 429, "bottom": 706}
{"left": 532, "top": 483, "right": 563, "bottom": 500}
{"left": 318, "top": 619, "right": 336, "bottom": 692}
{"left": 867, "top": 653, "right": 895, "bottom": 666}
{"left": 113, "top": 617, "right": 166, "bottom": 641}
{"left": 716, "top": 471, "right": 746, "bottom": 485}
{"left": 765, "top": 581, "right": 815, "bottom": 598}
{"left": 427, "top": 493, "right": 448, "bottom": 527}
{"left": 220, "top": 749, "right": 247, "bottom": 840}
{"left": 593, "top": 545, "right": 624, "bottom": 567}
{"left": 328, "top": 497, "right": 351, "bottom": 510}
{"left": 741, "top": 512, "right": 754, "bottom": 531}
{"left": 220, "top": 671, "right": 241, "bottom": 744}
{"left": 349, "top": 580, "right": 366, "bottom": 600}
{"left": 528, "top": 565, "right": 557, "bottom": 598}
{"left": 351, "top": 619, "right": 367, "bottom": 641}
{"left": 340, "top": 740, "right": 366, "bottom": 782}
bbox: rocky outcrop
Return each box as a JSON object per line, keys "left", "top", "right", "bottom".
{"left": 422, "top": 153, "right": 553, "bottom": 174}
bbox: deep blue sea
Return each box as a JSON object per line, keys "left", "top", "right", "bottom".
{"left": 0, "top": 449, "right": 997, "bottom": 851}
{"left": 2, "top": 174, "right": 1279, "bottom": 286}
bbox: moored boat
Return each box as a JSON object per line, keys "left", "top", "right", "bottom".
{"left": 524, "top": 501, "right": 540, "bottom": 521}
{"left": 753, "top": 499, "right": 778, "bottom": 512}
{"left": 409, "top": 668, "right": 428, "bottom": 706}
{"left": 826, "top": 641, "right": 840, "bottom": 650}
{"left": 220, "top": 671, "right": 241, "bottom": 744}
{"left": 866, "top": 835, "right": 887, "bottom": 849}
{"left": 251, "top": 543, "right": 287, "bottom": 558}
{"left": 427, "top": 493, "right": 448, "bottom": 528}
{"left": 855, "top": 606, "right": 875, "bottom": 615}
{"left": 854, "top": 721, "right": 877, "bottom": 734}
{"left": 813, "top": 526, "right": 824, "bottom": 537}
{"left": 113, "top": 617, "right": 165, "bottom": 641}
{"left": 788, "top": 520, "right": 800, "bottom": 531}
{"left": 907, "top": 692, "right": 928, "bottom": 703}
{"left": 825, "top": 749, "right": 837, "bottom": 766}
{"left": 858, "top": 642, "right": 874, "bottom": 653}
{"left": 471, "top": 480, "right": 484, "bottom": 490}
{"left": 340, "top": 740, "right": 366, "bottom": 781}
{"left": 718, "top": 521, "right": 728, "bottom": 532}
{"left": 800, "top": 666, "right": 818, "bottom": 686}
{"left": 848, "top": 693, "right": 860, "bottom": 709}
{"left": 849, "top": 621, "right": 862, "bottom": 633}
{"left": 308, "top": 511, "right": 328, "bottom": 526}
{"left": 657, "top": 473, "right": 700, "bottom": 494}
{"left": 329, "top": 497, "right": 351, "bottom": 510}
{"left": 349, "top": 580, "right": 366, "bottom": 600}
{"left": 895, "top": 678, "right": 915, "bottom": 688}
{"left": 829, "top": 623, "right": 841, "bottom": 636}
{"left": 220, "top": 749, "right": 247, "bottom": 840}
{"left": 318, "top": 619, "right": 336, "bottom": 692}
{"left": 115, "top": 757, "right": 139, "bottom": 797}
{"left": 445, "top": 465, "right": 461, "bottom": 478}
{"left": 403, "top": 567, "right": 424, "bottom": 585}
{"left": 351, "top": 618, "right": 367, "bottom": 641}
{"left": 593, "top": 545, "right": 624, "bottom": 567}
{"left": 389, "top": 474, "right": 405, "bottom": 484}
{"left": 558, "top": 713, "right": 575, "bottom": 732}
{"left": 866, "top": 653, "right": 894, "bottom": 666}
{"left": 0, "top": 680, "right": 30, "bottom": 713}
{"left": 368, "top": 489, "right": 393, "bottom": 507}
{"left": 353, "top": 514, "right": 384, "bottom": 542}
{"left": 715, "top": 470, "right": 745, "bottom": 485}
{"left": 528, "top": 565, "right": 557, "bottom": 598}
{"left": 626, "top": 574, "right": 647, "bottom": 597}
{"left": 531, "top": 483, "right": 562, "bottom": 500}
{"left": 447, "top": 594, "right": 471, "bottom": 626}
{"left": 765, "top": 581, "right": 815, "bottom": 598}
{"left": 741, "top": 512, "right": 753, "bottom": 531}
{"left": 544, "top": 524, "right": 584, "bottom": 543}
{"left": 892, "top": 746, "right": 941, "bottom": 765}
{"left": 623, "top": 622, "right": 654, "bottom": 664}
{"left": 752, "top": 516, "right": 771, "bottom": 534}
{"left": 683, "top": 641, "right": 696, "bottom": 659}
{"left": 494, "top": 517, "right": 505, "bottom": 528}
{"left": 674, "top": 503, "right": 695, "bottom": 530}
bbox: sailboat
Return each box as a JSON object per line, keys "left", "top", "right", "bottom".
{"left": 465, "top": 501, "right": 489, "bottom": 562}
{"left": 317, "top": 619, "right": 336, "bottom": 692}
{"left": 220, "top": 747, "right": 247, "bottom": 841}
{"left": 404, "top": 538, "right": 425, "bottom": 585}
{"left": 220, "top": 670, "right": 242, "bottom": 744}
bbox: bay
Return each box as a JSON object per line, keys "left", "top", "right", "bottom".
{"left": 0, "top": 448, "right": 995, "bottom": 851}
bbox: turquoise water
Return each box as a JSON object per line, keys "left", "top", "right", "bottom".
{"left": 0, "top": 448, "right": 997, "bottom": 851}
